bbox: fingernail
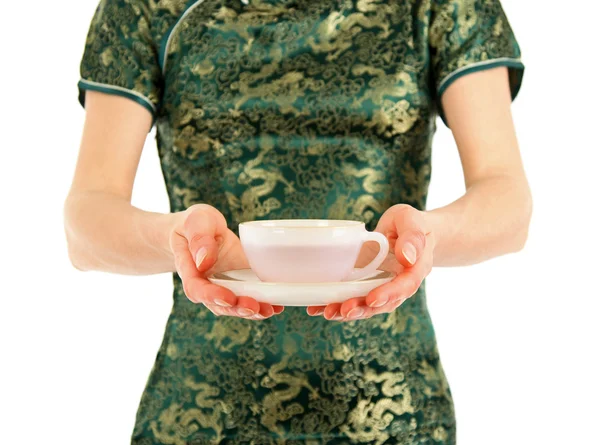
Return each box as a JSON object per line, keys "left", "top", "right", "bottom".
{"left": 195, "top": 247, "right": 207, "bottom": 269}
{"left": 402, "top": 243, "right": 417, "bottom": 265}
{"left": 214, "top": 298, "right": 232, "bottom": 308}
{"left": 237, "top": 307, "right": 255, "bottom": 317}
{"left": 310, "top": 309, "right": 325, "bottom": 316}
{"left": 251, "top": 314, "right": 266, "bottom": 320}
{"left": 370, "top": 297, "right": 388, "bottom": 308}
{"left": 347, "top": 307, "right": 365, "bottom": 319}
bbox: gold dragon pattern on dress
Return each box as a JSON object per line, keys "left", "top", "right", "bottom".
{"left": 78, "top": 0, "right": 523, "bottom": 443}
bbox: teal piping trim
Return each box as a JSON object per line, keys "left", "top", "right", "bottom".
{"left": 437, "top": 58, "right": 525, "bottom": 100}
{"left": 159, "top": 0, "right": 209, "bottom": 74}
{"left": 78, "top": 79, "right": 156, "bottom": 116}
{"left": 437, "top": 58, "right": 525, "bottom": 126}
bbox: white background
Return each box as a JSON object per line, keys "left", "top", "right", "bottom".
{"left": 1, "top": 0, "right": 599, "bottom": 443}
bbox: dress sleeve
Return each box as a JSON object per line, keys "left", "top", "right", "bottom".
{"left": 78, "top": 0, "right": 161, "bottom": 120}
{"left": 429, "top": 0, "right": 524, "bottom": 125}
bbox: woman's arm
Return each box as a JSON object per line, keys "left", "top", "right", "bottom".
{"left": 65, "top": 91, "right": 279, "bottom": 318}
{"left": 64, "top": 92, "right": 180, "bottom": 275}
{"left": 309, "top": 67, "right": 532, "bottom": 320}
{"left": 427, "top": 66, "right": 532, "bottom": 266}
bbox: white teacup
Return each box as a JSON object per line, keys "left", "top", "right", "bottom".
{"left": 239, "top": 220, "right": 389, "bottom": 283}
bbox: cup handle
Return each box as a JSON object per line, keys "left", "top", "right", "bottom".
{"left": 344, "top": 231, "right": 390, "bottom": 282}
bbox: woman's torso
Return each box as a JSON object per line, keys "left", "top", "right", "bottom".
{"left": 156, "top": 0, "right": 436, "bottom": 222}
{"left": 133, "top": 0, "right": 454, "bottom": 442}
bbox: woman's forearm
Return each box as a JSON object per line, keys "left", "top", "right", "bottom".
{"left": 64, "top": 191, "right": 184, "bottom": 275}
{"left": 64, "top": 177, "right": 531, "bottom": 274}
{"left": 425, "top": 174, "right": 532, "bottom": 267}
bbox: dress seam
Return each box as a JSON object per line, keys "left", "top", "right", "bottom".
{"left": 159, "top": 0, "right": 210, "bottom": 74}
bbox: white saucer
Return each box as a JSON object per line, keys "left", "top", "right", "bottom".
{"left": 208, "top": 269, "right": 395, "bottom": 306}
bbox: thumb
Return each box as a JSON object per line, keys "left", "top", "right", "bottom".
{"left": 182, "top": 205, "right": 227, "bottom": 273}
{"left": 395, "top": 229, "right": 426, "bottom": 268}
{"left": 377, "top": 204, "right": 428, "bottom": 268}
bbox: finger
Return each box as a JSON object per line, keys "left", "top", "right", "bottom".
{"left": 340, "top": 297, "right": 367, "bottom": 319}
{"left": 182, "top": 207, "right": 228, "bottom": 273}
{"left": 208, "top": 303, "right": 264, "bottom": 319}
{"left": 324, "top": 303, "right": 342, "bottom": 320}
{"left": 184, "top": 279, "right": 239, "bottom": 307}
{"left": 258, "top": 302, "right": 275, "bottom": 318}
{"left": 273, "top": 305, "right": 285, "bottom": 315}
{"left": 221, "top": 297, "right": 275, "bottom": 320}
{"left": 171, "top": 227, "right": 239, "bottom": 307}
{"left": 344, "top": 305, "right": 373, "bottom": 321}
{"left": 206, "top": 299, "right": 263, "bottom": 319}
{"left": 395, "top": 230, "right": 426, "bottom": 268}
{"left": 307, "top": 306, "right": 326, "bottom": 316}
{"left": 365, "top": 275, "right": 413, "bottom": 308}
{"left": 365, "top": 263, "right": 427, "bottom": 309}
{"left": 171, "top": 231, "right": 201, "bottom": 281}
{"left": 206, "top": 305, "right": 250, "bottom": 319}
{"left": 376, "top": 204, "right": 428, "bottom": 268}
{"left": 205, "top": 304, "right": 223, "bottom": 316}
{"left": 343, "top": 301, "right": 391, "bottom": 321}
{"left": 234, "top": 296, "right": 261, "bottom": 317}
{"left": 364, "top": 298, "right": 405, "bottom": 319}
{"left": 366, "top": 234, "right": 433, "bottom": 308}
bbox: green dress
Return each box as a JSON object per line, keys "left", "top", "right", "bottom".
{"left": 78, "top": 0, "right": 523, "bottom": 443}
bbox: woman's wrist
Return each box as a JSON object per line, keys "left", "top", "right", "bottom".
{"left": 134, "top": 209, "right": 187, "bottom": 270}
{"left": 421, "top": 207, "right": 460, "bottom": 267}
{"left": 421, "top": 174, "right": 532, "bottom": 267}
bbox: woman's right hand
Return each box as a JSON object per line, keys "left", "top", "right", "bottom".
{"left": 169, "top": 204, "right": 283, "bottom": 319}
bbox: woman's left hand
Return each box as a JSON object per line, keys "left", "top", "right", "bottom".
{"left": 306, "top": 204, "right": 435, "bottom": 321}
